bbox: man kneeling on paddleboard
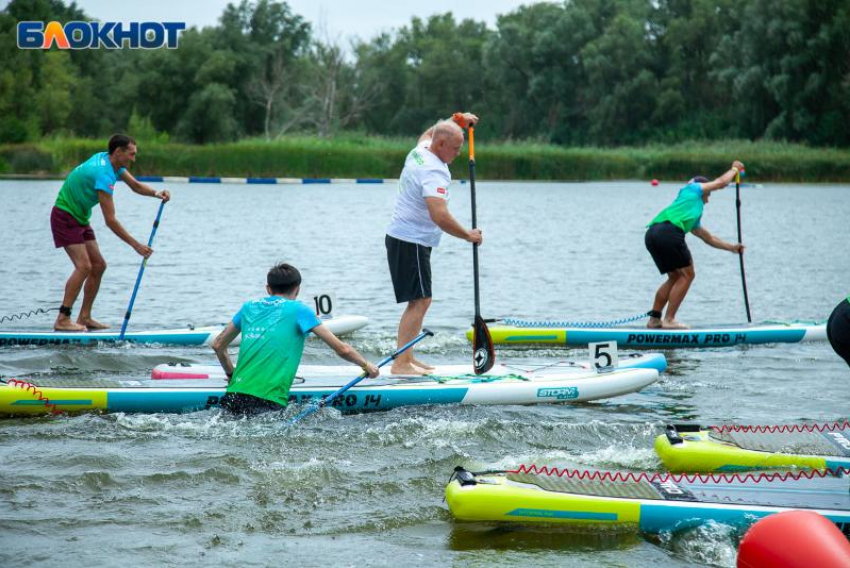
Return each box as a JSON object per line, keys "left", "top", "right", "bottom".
{"left": 645, "top": 161, "right": 746, "bottom": 329}
{"left": 212, "top": 263, "right": 379, "bottom": 415}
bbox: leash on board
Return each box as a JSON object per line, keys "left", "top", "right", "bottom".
{"left": 502, "top": 311, "right": 653, "bottom": 328}
{"left": 0, "top": 307, "right": 59, "bottom": 324}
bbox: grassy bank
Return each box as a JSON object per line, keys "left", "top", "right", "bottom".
{"left": 1, "top": 136, "right": 849, "bottom": 182}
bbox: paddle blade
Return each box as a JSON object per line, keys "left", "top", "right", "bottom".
{"left": 472, "top": 315, "right": 495, "bottom": 374}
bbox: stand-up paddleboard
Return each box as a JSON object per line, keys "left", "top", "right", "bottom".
{"left": 655, "top": 422, "right": 850, "bottom": 473}
{"left": 0, "top": 315, "right": 368, "bottom": 348}
{"left": 150, "top": 352, "right": 668, "bottom": 380}
{"left": 446, "top": 465, "right": 850, "bottom": 533}
{"left": 0, "top": 365, "right": 659, "bottom": 417}
{"left": 467, "top": 320, "right": 826, "bottom": 348}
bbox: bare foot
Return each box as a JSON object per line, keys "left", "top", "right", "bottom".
{"left": 390, "top": 363, "right": 428, "bottom": 376}
{"left": 54, "top": 316, "right": 87, "bottom": 332}
{"left": 78, "top": 318, "right": 110, "bottom": 330}
{"left": 647, "top": 317, "right": 662, "bottom": 329}
{"left": 413, "top": 358, "right": 435, "bottom": 371}
{"left": 661, "top": 319, "right": 689, "bottom": 330}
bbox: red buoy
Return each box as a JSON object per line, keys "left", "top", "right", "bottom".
{"left": 651, "top": 179, "right": 659, "bottom": 186}
{"left": 737, "top": 511, "right": 850, "bottom": 568}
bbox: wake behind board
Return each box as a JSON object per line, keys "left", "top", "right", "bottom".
{"left": 151, "top": 352, "right": 668, "bottom": 380}
{"left": 0, "top": 315, "right": 368, "bottom": 348}
{"left": 446, "top": 466, "right": 850, "bottom": 534}
{"left": 655, "top": 423, "right": 850, "bottom": 473}
{"left": 0, "top": 365, "right": 659, "bottom": 417}
{"left": 467, "top": 320, "right": 826, "bottom": 348}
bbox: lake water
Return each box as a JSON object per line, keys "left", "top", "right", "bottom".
{"left": 0, "top": 179, "right": 848, "bottom": 567}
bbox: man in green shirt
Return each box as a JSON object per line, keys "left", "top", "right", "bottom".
{"left": 644, "top": 161, "right": 745, "bottom": 329}
{"left": 50, "top": 134, "right": 170, "bottom": 331}
{"left": 212, "top": 263, "right": 379, "bottom": 415}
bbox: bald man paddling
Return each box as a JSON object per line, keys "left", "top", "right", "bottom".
{"left": 386, "top": 113, "right": 482, "bottom": 375}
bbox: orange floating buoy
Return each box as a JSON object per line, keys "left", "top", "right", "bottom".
{"left": 737, "top": 510, "right": 850, "bottom": 568}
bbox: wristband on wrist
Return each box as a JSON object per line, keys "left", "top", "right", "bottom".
{"left": 451, "top": 112, "right": 467, "bottom": 129}
{"left": 731, "top": 166, "right": 739, "bottom": 175}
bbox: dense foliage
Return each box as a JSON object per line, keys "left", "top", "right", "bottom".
{"left": 1, "top": 0, "right": 848, "bottom": 147}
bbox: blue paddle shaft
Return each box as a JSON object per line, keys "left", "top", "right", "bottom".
{"left": 289, "top": 328, "right": 434, "bottom": 424}
{"left": 119, "top": 200, "right": 166, "bottom": 339}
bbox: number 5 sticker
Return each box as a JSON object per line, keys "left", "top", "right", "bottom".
{"left": 313, "top": 293, "right": 335, "bottom": 319}
{"left": 589, "top": 341, "right": 618, "bottom": 372}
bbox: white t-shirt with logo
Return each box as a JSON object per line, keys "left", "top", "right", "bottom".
{"left": 386, "top": 141, "right": 451, "bottom": 248}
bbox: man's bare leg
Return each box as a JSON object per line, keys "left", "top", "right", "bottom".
{"left": 663, "top": 265, "right": 695, "bottom": 329}
{"left": 76, "top": 239, "right": 109, "bottom": 330}
{"left": 648, "top": 272, "right": 681, "bottom": 328}
{"left": 392, "top": 297, "right": 432, "bottom": 375}
{"left": 54, "top": 244, "right": 92, "bottom": 332}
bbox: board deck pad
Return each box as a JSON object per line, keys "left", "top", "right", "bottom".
{"left": 507, "top": 472, "right": 663, "bottom": 500}
{"left": 507, "top": 470, "right": 850, "bottom": 510}
{"left": 710, "top": 428, "right": 850, "bottom": 457}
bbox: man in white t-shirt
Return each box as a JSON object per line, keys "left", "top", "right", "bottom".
{"left": 385, "top": 112, "right": 483, "bottom": 375}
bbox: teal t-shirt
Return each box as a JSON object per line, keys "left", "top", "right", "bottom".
{"left": 649, "top": 182, "right": 704, "bottom": 233}
{"left": 55, "top": 152, "right": 126, "bottom": 225}
{"left": 226, "top": 296, "right": 321, "bottom": 406}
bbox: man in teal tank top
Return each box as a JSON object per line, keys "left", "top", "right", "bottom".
{"left": 212, "top": 263, "right": 379, "bottom": 415}
{"left": 644, "top": 161, "right": 745, "bottom": 329}
{"left": 50, "top": 134, "right": 170, "bottom": 331}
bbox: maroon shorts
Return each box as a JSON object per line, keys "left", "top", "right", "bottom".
{"left": 51, "top": 206, "right": 95, "bottom": 248}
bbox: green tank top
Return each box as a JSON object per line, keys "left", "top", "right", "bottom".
{"left": 226, "top": 297, "right": 321, "bottom": 406}
{"left": 55, "top": 152, "right": 125, "bottom": 225}
{"left": 650, "top": 182, "right": 704, "bottom": 233}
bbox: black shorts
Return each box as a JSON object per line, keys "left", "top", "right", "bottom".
{"left": 827, "top": 299, "right": 850, "bottom": 367}
{"left": 645, "top": 222, "right": 693, "bottom": 274}
{"left": 220, "top": 392, "right": 285, "bottom": 416}
{"left": 386, "top": 234, "right": 432, "bottom": 303}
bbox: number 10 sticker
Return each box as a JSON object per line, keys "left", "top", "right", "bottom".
{"left": 313, "top": 293, "right": 335, "bottom": 319}
{"left": 589, "top": 341, "right": 618, "bottom": 372}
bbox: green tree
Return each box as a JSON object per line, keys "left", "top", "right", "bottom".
{"left": 176, "top": 84, "right": 239, "bottom": 143}
{"left": 484, "top": 3, "right": 572, "bottom": 140}
{"left": 579, "top": 0, "right": 659, "bottom": 144}
{"left": 650, "top": 0, "right": 738, "bottom": 141}
{"left": 34, "top": 51, "right": 76, "bottom": 134}
{"left": 218, "top": 0, "right": 311, "bottom": 137}
{"left": 353, "top": 33, "right": 410, "bottom": 135}
{"left": 398, "top": 14, "right": 491, "bottom": 132}
{"left": 711, "top": 0, "right": 850, "bottom": 145}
